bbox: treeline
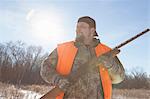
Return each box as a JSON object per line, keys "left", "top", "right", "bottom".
{"left": 0, "top": 41, "right": 149, "bottom": 89}
{"left": 0, "top": 41, "right": 48, "bottom": 85}
{"left": 114, "top": 71, "right": 150, "bottom": 89}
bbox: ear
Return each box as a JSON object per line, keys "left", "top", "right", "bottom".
{"left": 90, "top": 28, "right": 96, "bottom": 36}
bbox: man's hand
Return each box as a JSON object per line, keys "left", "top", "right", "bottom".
{"left": 96, "top": 48, "right": 120, "bottom": 68}
{"left": 102, "top": 48, "right": 120, "bottom": 57}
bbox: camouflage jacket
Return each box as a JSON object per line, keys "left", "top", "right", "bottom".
{"left": 40, "top": 39, "right": 125, "bottom": 99}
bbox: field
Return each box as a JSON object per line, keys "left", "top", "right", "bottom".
{"left": 0, "top": 82, "right": 149, "bottom": 99}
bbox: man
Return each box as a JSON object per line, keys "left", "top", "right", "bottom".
{"left": 40, "top": 16, "right": 125, "bottom": 99}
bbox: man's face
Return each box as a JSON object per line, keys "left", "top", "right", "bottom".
{"left": 76, "top": 22, "right": 95, "bottom": 40}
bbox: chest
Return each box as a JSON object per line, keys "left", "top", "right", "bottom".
{"left": 71, "top": 46, "right": 97, "bottom": 72}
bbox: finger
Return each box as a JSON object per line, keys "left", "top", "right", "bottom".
{"left": 112, "top": 49, "right": 120, "bottom": 57}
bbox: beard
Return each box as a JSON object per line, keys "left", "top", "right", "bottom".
{"left": 76, "top": 33, "right": 85, "bottom": 42}
{"left": 75, "top": 33, "right": 93, "bottom": 45}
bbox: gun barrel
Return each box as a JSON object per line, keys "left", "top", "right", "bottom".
{"left": 114, "top": 28, "right": 150, "bottom": 49}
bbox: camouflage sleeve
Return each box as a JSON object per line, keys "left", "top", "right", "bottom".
{"left": 40, "top": 48, "right": 69, "bottom": 91}
{"left": 107, "top": 56, "right": 125, "bottom": 84}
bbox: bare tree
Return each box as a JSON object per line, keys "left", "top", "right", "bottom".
{"left": 114, "top": 68, "right": 150, "bottom": 89}
{"left": 0, "top": 41, "right": 48, "bottom": 85}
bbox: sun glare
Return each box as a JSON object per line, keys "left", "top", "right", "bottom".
{"left": 26, "top": 9, "right": 66, "bottom": 47}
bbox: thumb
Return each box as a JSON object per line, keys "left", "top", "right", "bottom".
{"left": 111, "top": 48, "right": 120, "bottom": 57}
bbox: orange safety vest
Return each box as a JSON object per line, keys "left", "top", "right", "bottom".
{"left": 55, "top": 41, "right": 112, "bottom": 99}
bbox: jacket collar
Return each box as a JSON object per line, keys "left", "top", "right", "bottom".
{"left": 74, "top": 38, "right": 100, "bottom": 48}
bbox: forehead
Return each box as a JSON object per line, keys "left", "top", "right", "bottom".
{"left": 77, "top": 22, "right": 89, "bottom": 27}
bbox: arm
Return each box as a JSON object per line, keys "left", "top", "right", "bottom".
{"left": 107, "top": 56, "right": 125, "bottom": 84}
{"left": 96, "top": 49, "right": 125, "bottom": 84}
{"left": 40, "top": 48, "right": 69, "bottom": 92}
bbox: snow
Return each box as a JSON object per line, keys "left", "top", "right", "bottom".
{"left": 20, "top": 89, "right": 43, "bottom": 99}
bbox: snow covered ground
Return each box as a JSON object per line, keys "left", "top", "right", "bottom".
{"left": 0, "top": 82, "right": 149, "bottom": 99}
{"left": 1, "top": 89, "right": 149, "bottom": 99}
{"left": 0, "top": 89, "right": 44, "bottom": 99}
{"left": 20, "top": 89, "right": 42, "bottom": 99}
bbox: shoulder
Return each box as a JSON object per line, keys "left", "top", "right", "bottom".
{"left": 98, "top": 43, "right": 112, "bottom": 50}
{"left": 57, "top": 41, "right": 75, "bottom": 47}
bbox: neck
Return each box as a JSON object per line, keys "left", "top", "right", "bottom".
{"left": 75, "top": 38, "right": 100, "bottom": 48}
{"left": 83, "top": 38, "right": 93, "bottom": 45}
{"left": 75, "top": 35, "right": 94, "bottom": 45}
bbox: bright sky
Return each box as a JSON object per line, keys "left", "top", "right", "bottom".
{"left": 0, "top": 0, "right": 149, "bottom": 74}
